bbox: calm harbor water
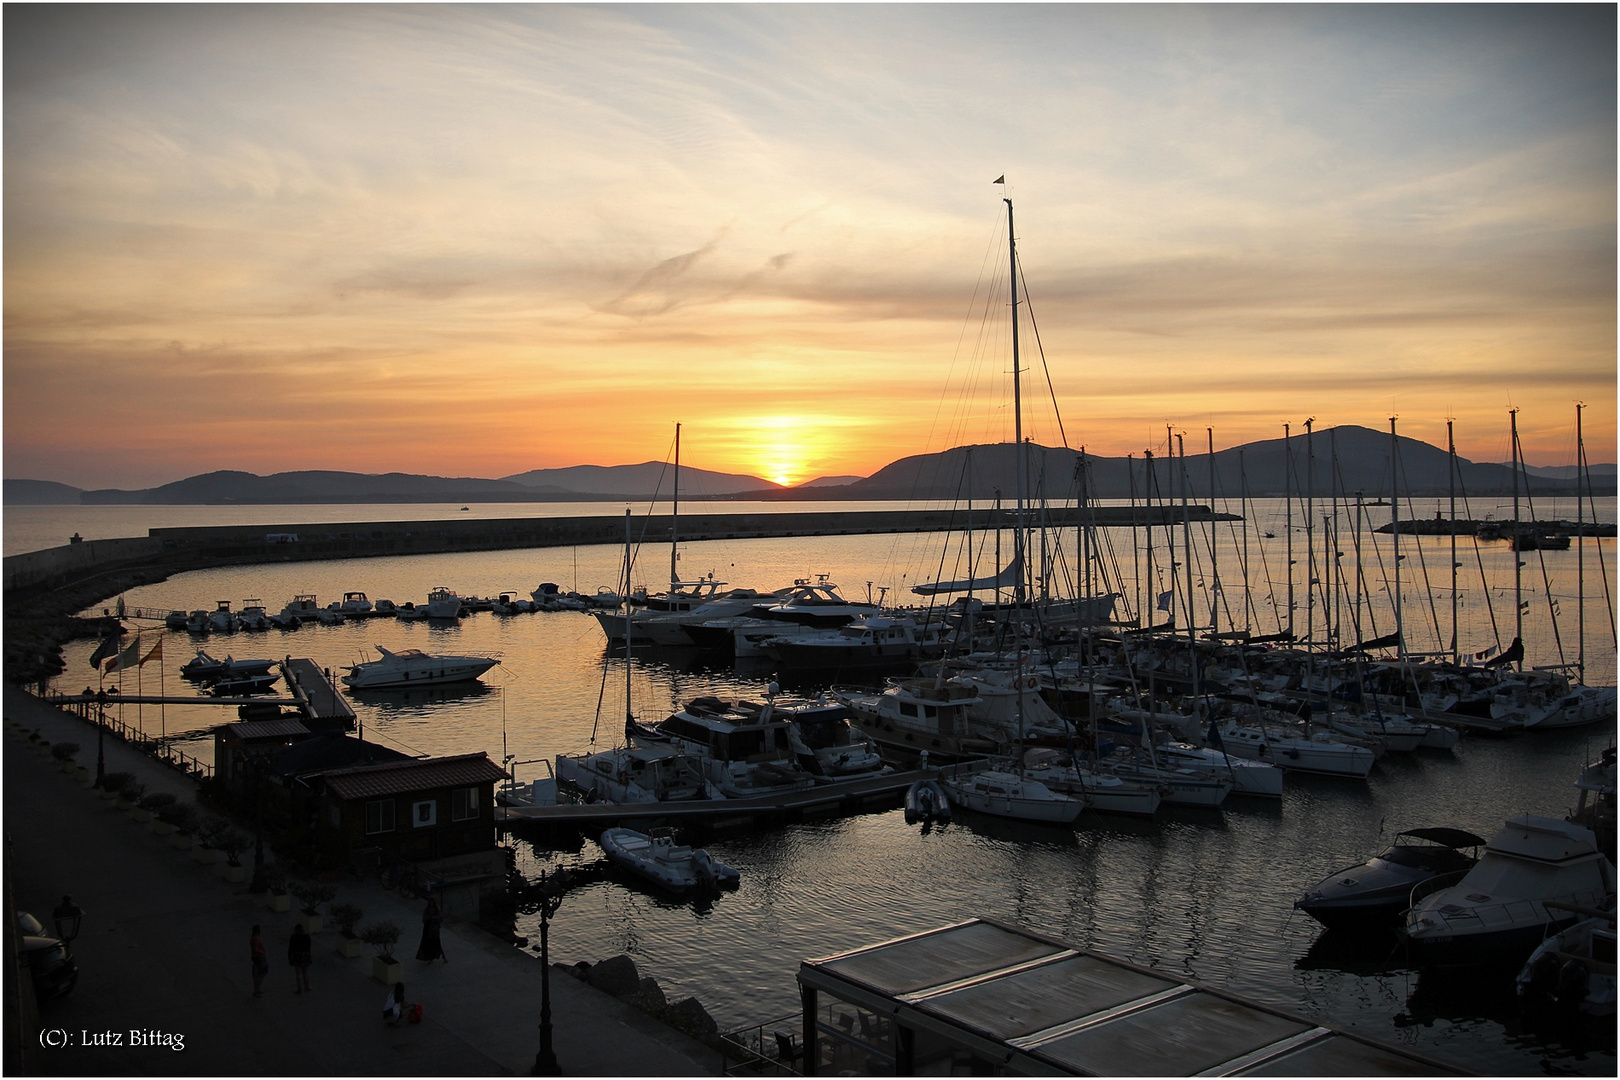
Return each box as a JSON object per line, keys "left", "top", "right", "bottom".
{"left": 30, "top": 500, "right": 1619, "bottom": 1074}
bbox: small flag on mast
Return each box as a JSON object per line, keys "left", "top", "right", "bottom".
{"left": 992, "top": 175, "right": 1005, "bottom": 184}
{"left": 140, "top": 639, "right": 163, "bottom": 667}
{"left": 88, "top": 635, "right": 119, "bottom": 670}
{"left": 106, "top": 637, "right": 142, "bottom": 674}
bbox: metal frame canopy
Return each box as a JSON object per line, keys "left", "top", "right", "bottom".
{"left": 796, "top": 918, "right": 1467, "bottom": 1076}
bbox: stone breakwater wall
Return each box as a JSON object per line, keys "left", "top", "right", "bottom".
{"left": 5, "top": 506, "right": 1235, "bottom": 593}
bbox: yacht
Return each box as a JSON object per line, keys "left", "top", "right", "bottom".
{"left": 940, "top": 768, "right": 1085, "bottom": 824}
{"left": 1158, "top": 742, "right": 1284, "bottom": 798}
{"left": 556, "top": 743, "right": 717, "bottom": 803}
{"left": 762, "top": 614, "right": 946, "bottom": 672}
{"left": 332, "top": 591, "right": 373, "bottom": 617}
{"left": 633, "top": 697, "right": 817, "bottom": 798}
{"left": 637, "top": 588, "right": 783, "bottom": 646}
{"left": 1212, "top": 719, "right": 1377, "bottom": 779}
{"left": 594, "top": 578, "right": 729, "bottom": 643}
{"left": 1402, "top": 815, "right": 1616, "bottom": 964}
{"left": 340, "top": 646, "right": 498, "bottom": 689}
{"left": 837, "top": 678, "right": 1002, "bottom": 762}
{"left": 748, "top": 576, "right": 879, "bottom": 629}
{"left": 1294, "top": 827, "right": 1484, "bottom": 930}
{"left": 269, "top": 595, "right": 321, "bottom": 629}
{"left": 423, "top": 587, "right": 463, "bottom": 619}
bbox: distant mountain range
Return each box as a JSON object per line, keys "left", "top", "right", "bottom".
{"left": 5, "top": 427, "right": 1614, "bottom": 505}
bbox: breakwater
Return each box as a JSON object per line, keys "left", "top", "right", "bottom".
{"left": 4, "top": 505, "right": 1236, "bottom": 594}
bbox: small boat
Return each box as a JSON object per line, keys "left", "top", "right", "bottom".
{"left": 333, "top": 591, "right": 373, "bottom": 617}
{"left": 372, "top": 599, "right": 398, "bottom": 617}
{"left": 269, "top": 595, "right": 321, "bottom": 629}
{"left": 207, "top": 601, "right": 239, "bottom": 634}
{"left": 1402, "top": 815, "right": 1617, "bottom": 965}
{"left": 424, "top": 587, "right": 463, "bottom": 619}
{"left": 395, "top": 603, "right": 431, "bottom": 621}
{"left": 341, "top": 646, "right": 498, "bottom": 689}
{"left": 1294, "top": 827, "right": 1485, "bottom": 930}
{"left": 184, "top": 610, "right": 211, "bottom": 634}
{"left": 236, "top": 600, "right": 271, "bottom": 631}
{"left": 181, "top": 650, "right": 228, "bottom": 680}
{"left": 904, "top": 778, "right": 952, "bottom": 825}
{"left": 209, "top": 673, "right": 280, "bottom": 696}
{"left": 599, "top": 827, "right": 739, "bottom": 892}
{"left": 1515, "top": 900, "right": 1617, "bottom": 1018}
{"left": 941, "top": 768, "right": 1085, "bottom": 824}
{"left": 163, "top": 610, "right": 188, "bottom": 631}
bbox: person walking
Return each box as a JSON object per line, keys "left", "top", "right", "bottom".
{"left": 288, "top": 922, "right": 313, "bottom": 993}
{"left": 415, "top": 898, "right": 447, "bottom": 963}
{"left": 250, "top": 925, "right": 268, "bottom": 998}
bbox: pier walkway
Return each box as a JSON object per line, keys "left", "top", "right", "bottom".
{"left": 4, "top": 684, "right": 721, "bottom": 1076}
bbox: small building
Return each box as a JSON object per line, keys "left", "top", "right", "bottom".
{"left": 214, "top": 718, "right": 312, "bottom": 791}
{"left": 313, "top": 752, "right": 509, "bottom": 864}
{"left": 790, "top": 918, "right": 1463, "bottom": 1076}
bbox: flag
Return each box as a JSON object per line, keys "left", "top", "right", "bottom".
{"left": 105, "top": 637, "right": 142, "bottom": 674}
{"left": 88, "top": 635, "right": 119, "bottom": 670}
{"left": 1156, "top": 590, "right": 1173, "bottom": 612}
{"left": 140, "top": 639, "right": 163, "bottom": 667}
{"left": 992, "top": 175, "right": 1005, "bottom": 184}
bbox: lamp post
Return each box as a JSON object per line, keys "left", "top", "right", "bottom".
{"left": 532, "top": 869, "right": 572, "bottom": 1076}
{"left": 52, "top": 895, "right": 84, "bottom": 957}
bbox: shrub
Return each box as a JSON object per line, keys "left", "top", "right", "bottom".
{"left": 215, "top": 828, "right": 251, "bottom": 866}
{"left": 330, "top": 902, "right": 364, "bottom": 938}
{"left": 120, "top": 781, "right": 147, "bottom": 804}
{"left": 359, "top": 920, "right": 402, "bottom": 962}
{"left": 138, "top": 792, "right": 178, "bottom": 814}
{"left": 101, "top": 771, "right": 134, "bottom": 795}
{"left": 161, "top": 804, "right": 199, "bottom": 833}
{"left": 50, "top": 741, "right": 80, "bottom": 763}
{"left": 194, "top": 816, "right": 229, "bottom": 848}
{"left": 290, "top": 880, "right": 336, "bottom": 916}
{"left": 262, "top": 868, "right": 288, "bottom": 895}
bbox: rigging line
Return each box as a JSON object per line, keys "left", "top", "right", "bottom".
{"left": 1014, "top": 252, "right": 1069, "bottom": 450}
{"left": 1395, "top": 437, "right": 1446, "bottom": 654}
{"left": 1516, "top": 427, "right": 1568, "bottom": 668}
{"left": 1455, "top": 457, "right": 1501, "bottom": 652}
{"left": 1577, "top": 430, "right": 1616, "bottom": 644}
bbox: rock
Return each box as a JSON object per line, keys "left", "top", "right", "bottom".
{"left": 627, "top": 977, "right": 667, "bottom": 1016}
{"left": 588, "top": 954, "right": 640, "bottom": 997}
{"left": 569, "top": 960, "right": 590, "bottom": 979}
{"left": 663, "top": 997, "right": 718, "bottom": 1040}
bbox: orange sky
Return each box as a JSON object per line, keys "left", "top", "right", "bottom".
{"left": 5, "top": 5, "right": 1614, "bottom": 489}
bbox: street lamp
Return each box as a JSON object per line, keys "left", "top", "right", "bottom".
{"left": 52, "top": 895, "right": 84, "bottom": 957}
{"left": 531, "top": 869, "right": 573, "bottom": 1076}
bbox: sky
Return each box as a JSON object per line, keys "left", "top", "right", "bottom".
{"left": 4, "top": 4, "right": 1615, "bottom": 490}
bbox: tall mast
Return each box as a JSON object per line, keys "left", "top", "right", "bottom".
{"left": 1144, "top": 449, "right": 1155, "bottom": 628}
{"left": 1576, "top": 403, "right": 1585, "bottom": 683}
{"left": 1390, "top": 417, "right": 1402, "bottom": 664}
{"left": 671, "top": 422, "right": 681, "bottom": 588}
{"left": 1284, "top": 423, "right": 1294, "bottom": 640}
{"left": 1208, "top": 428, "right": 1219, "bottom": 640}
{"left": 1304, "top": 418, "right": 1315, "bottom": 651}
{"left": 1511, "top": 407, "right": 1522, "bottom": 666}
{"left": 1239, "top": 447, "right": 1252, "bottom": 634}
{"left": 1179, "top": 432, "right": 1194, "bottom": 658}
{"left": 1006, "top": 197, "right": 1027, "bottom": 607}
{"left": 624, "top": 508, "right": 633, "bottom": 737}
{"left": 1448, "top": 419, "right": 1458, "bottom": 666}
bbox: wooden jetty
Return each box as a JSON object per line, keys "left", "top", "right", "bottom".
{"left": 50, "top": 656, "right": 354, "bottom": 728}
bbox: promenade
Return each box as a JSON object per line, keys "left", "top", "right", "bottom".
{"left": 4, "top": 685, "right": 720, "bottom": 1076}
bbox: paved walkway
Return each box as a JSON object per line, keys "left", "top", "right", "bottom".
{"left": 5, "top": 685, "right": 722, "bottom": 1075}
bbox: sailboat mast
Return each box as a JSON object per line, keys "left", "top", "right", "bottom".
{"left": 1208, "top": 428, "right": 1219, "bottom": 639}
{"left": 1576, "top": 403, "right": 1585, "bottom": 683}
{"left": 624, "top": 508, "right": 634, "bottom": 734}
{"left": 1284, "top": 422, "right": 1294, "bottom": 640}
{"left": 1005, "top": 196, "right": 1027, "bottom": 607}
{"left": 1144, "top": 449, "right": 1155, "bottom": 627}
{"left": 1511, "top": 407, "right": 1522, "bottom": 665}
{"left": 1448, "top": 420, "right": 1458, "bottom": 666}
{"left": 1390, "top": 417, "right": 1403, "bottom": 664}
{"left": 1304, "top": 418, "right": 1315, "bottom": 652}
{"left": 671, "top": 422, "right": 681, "bottom": 588}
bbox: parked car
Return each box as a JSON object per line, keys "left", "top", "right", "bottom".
{"left": 17, "top": 912, "right": 78, "bottom": 999}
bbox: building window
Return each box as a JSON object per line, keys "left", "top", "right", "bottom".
{"left": 365, "top": 799, "right": 395, "bottom": 834}
{"left": 452, "top": 787, "right": 478, "bottom": 821}
{"left": 412, "top": 799, "right": 437, "bottom": 828}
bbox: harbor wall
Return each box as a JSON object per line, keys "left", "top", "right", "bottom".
{"left": 4, "top": 506, "right": 1233, "bottom": 594}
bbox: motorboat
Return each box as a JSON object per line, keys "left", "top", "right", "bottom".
{"left": 634, "top": 697, "right": 817, "bottom": 798}
{"left": 423, "top": 587, "right": 463, "bottom": 619}
{"left": 762, "top": 614, "right": 946, "bottom": 672}
{"left": 593, "top": 578, "right": 729, "bottom": 643}
{"left": 940, "top": 768, "right": 1085, "bottom": 825}
{"left": 163, "top": 610, "right": 188, "bottom": 631}
{"left": 340, "top": 646, "right": 498, "bottom": 689}
{"left": 209, "top": 672, "right": 280, "bottom": 696}
{"left": 332, "top": 591, "right": 373, "bottom": 617}
{"left": 207, "top": 601, "right": 239, "bottom": 634}
{"left": 748, "top": 576, "right": 879, "bottom": 629}
{"left": 236, "top": 600, "right": 271, "bottom": 631}
{"left": 905, "top": 778, "right": 951, "bottom": 825}
{"left": 1213, "top": 720, "right": 1376, "bottom": 779}
{"left": 1159, "top": 742, "right": 1284, "bottom": 798}
{"left": 636, "top": 588, "right": 783, "bottom": 646}
{"left": 184, "top": 610, "right": 211, "bottom": 634}
{"left": 493, "top": 592, "right": 531, "bottom": 615}
{"left": 1515, "top": 899, "right": 1616, "bottom": 1017}
{"left": 181, "top": 650, "right": 229, "bottom": 680}
{"left": 556, "top": 744, "right": 717, "bottom": 803}
{"left": 372, "top": 598, "right": 398, "bottom": 617}
{"left": 775, "top": 696, "right": 888, "bottom": 780}
{"left": 395, "top": 603, "right": 431, "bottom": 621}
{"left": 270, "top": 595, "right": 321, "bottom": 629}
{"left": 1294, "top": 827, "right": 1485, "bottom": 930}
{"left": 1402, "top": 815, "right": 1617, "bottom": 965}
{"left": 599, "top": 827, "right": 739, "bottom": 893}
{"left": 838, "top": 678, "right": 1002, "bottom": 762}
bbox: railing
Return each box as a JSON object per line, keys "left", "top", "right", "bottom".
{"left": 53, "top": 693, "right": 213, "bottom": 782}
{"left": 720, "top": 1014, "right": 803, "bottom": 1077}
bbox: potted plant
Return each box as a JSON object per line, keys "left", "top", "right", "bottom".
{"left": 122, "top": 782, "right": 150, "bottom": 819}
{"left": 330, "top": 902, "right": 365, "bottom": 958}
{"left": 163, "top": 804, "right": 199, "bottom": 850}
{"left": 191, "top": 817, "right": 227, "bottom": 864}
{"left": 215, "top": 828, "right": 251, "bottom": 883}
{"left": 50, "top": 741, "right": 80, "bottom": 773}
{"left": 360, "top": 920, "right": 403, "bottom": 984}
{"left": 100, "top": 771, "right": 133, "bottom": 802}
{"left": 290, "top": 880, "right": 336, "bottom": 934}
{"left": 263, "top": 870, "right": 291, "bottom": 912}
{"left": 140, "top": 792, "right": 178, "bottom": 833}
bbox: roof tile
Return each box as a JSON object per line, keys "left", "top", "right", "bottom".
{"left": 321, "top": 752, "right": 508, "bottom": 800}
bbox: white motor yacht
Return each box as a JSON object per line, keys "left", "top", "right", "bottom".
{"left": 556, "top": 744, "right": 716, "bottom": 803}
{"left": 270, "top": 595, "right": 321, "bottom": 629}
{"left": 837, "top": 678, "right": 1002, "bottom": 761}
{"left": 333, "top": 591, "right": 373, "bottom": 617}
{"left": 1402, "top": 815, "right": 1616, "bottom": 965}
{"left": 749, "top": 576, "right": 879, "bottom": 629}
{"left": 423, "top": 587, "right": 463, "bottom": 619}
{"left": 634, "top": 697, "right": 817, "bottom": 798}
{"left": 341, "top": 646, "right": 498, "bottom": 689}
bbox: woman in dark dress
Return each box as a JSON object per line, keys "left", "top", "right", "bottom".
{"left": 415, "top": 899, "right": 447, "bottom": 962}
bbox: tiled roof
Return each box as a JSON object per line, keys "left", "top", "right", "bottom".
{"left": 221, "top": 719, "right": 310, "bottom": 741}
{"left": 320, "top": 753, "right": 508, "bottom": 800}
